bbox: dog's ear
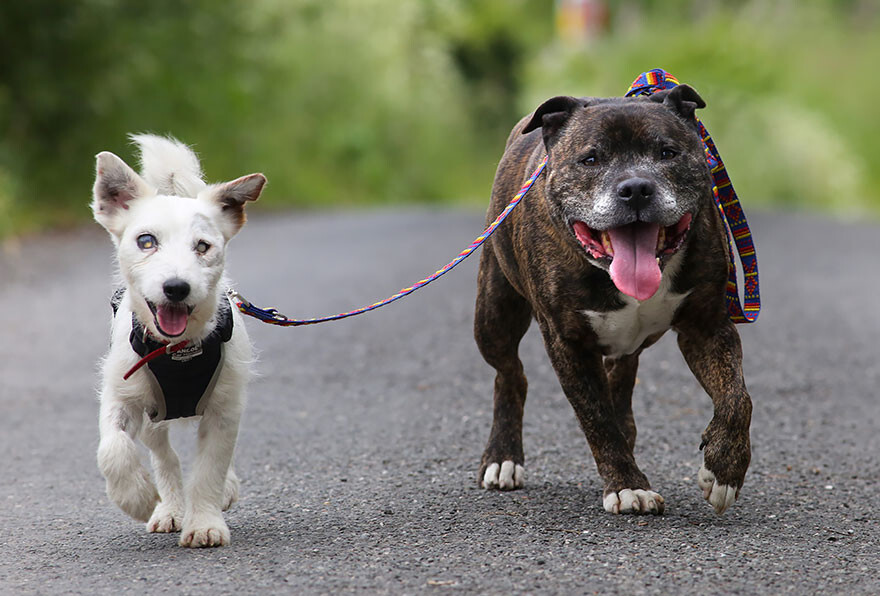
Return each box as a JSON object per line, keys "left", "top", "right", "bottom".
{"left": 648, "top": 84, "right": 706, "bottom": 123}
{"left": 522, "top": 96, "right": 586, "bottom": 149}
{"left": 203, "top": 173, "right": 266, "bottom": 238}
{"left": 92, "top": 151, "right": 155, "bottom": 236}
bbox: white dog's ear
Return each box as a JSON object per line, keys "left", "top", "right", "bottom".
{"left": 92, "top": 151, "right": 154, "bottom": 236}
{"left": 203, "top": 173, "right": 266, "bottom": 238}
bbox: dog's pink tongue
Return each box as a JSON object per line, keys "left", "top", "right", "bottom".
{"left": 608, "top": 222, "right": 661, "bottom": 301}
{"left": 156, "top": 304, "right": 188, "bottom": 337}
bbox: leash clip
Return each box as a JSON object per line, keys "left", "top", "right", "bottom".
{"left": 226, "top": 288, "right": 250, "bottom": 309}
{"left": 227, "top": 288, "right": 290, "bottom": 323}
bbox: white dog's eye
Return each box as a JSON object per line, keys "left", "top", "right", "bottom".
{"left": 137, "top": 234, "right": 157, "bottom": 250}
{"left": 195, "top": 240, "right": 211, "bottom": 254}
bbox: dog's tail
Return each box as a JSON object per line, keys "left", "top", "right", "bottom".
{"left": 130, "top": 133, "right": 207, "bottom": 197}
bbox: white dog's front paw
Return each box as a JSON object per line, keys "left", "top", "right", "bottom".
{"left": 146, "top": 501, "right": 183, "bottom": 533}
{"left": 180, "top": 514, "right": 230, "bottom": 548}
{"left": 603, "top": 489, "right": 665, "bottom": 515}
{"left": 98, "top": 437, "right": 159, "bottom": 522}
{"left": 481, "top": 461, "right": 525, "bottom": 490}
{"left": 698, "top": 465, "right": 738, "bottom": 515}
{"left": 105, "top": 472, "right": 159, "bottom": 522}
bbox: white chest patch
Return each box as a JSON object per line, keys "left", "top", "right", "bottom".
{"left": 581, "top": 253, "right": 689, "bottom": 357}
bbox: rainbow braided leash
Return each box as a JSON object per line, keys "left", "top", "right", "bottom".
{"left": 229, "top": 156, "right": 548, "bottom": 326}
{"left": 627, "top": 69, "right": 760, "bottom": 323}
{"left": 233, "top": 69, "right": 759, "bottom": 327}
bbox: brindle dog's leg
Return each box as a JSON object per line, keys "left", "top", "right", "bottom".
{"left": 604, "top": 353, "right": 640, "bottom": 453}
{"left": 475, "top": 248, "right": 532, "bottom": 490}
{"left": 540, "top": 323, "right": 664, "bottom": 515}
{"left": 677, "top": 319, "right": 752, "bottom": 515}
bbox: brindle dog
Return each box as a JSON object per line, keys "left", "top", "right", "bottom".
{"left": 475, "top": 85, "right": 752, "bottom": 515}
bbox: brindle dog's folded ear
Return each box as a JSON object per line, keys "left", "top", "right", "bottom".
{"left": 522, "top": 96, "right": 589, "bottom": 149}
{"left": 648, "top": 84, "right": 706, "bottom": 123}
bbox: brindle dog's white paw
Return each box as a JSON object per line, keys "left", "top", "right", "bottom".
{"left": 698, "top": 465, "right": 738, "bottom": 514}
{"left": 603, "top": 489, "right": 665, "bottom": 515}
{"left": 481, "top": 461, "right": 525, "bottom": 490}
{"left": 179, "top": 515, "right": 230, "bottom": 548}
{"left": 146, "top": 501, "right": 182, "bottom": 533}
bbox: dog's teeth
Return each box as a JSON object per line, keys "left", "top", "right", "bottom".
{"left": 657, "top": 226, "right": 666, "bottom": 252}
{"left": 601, "top": 231, "right": 613, "bottom": 255}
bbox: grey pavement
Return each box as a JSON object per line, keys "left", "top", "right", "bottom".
{"left": 0, "top": 208, "right": 877, "bottom": 595}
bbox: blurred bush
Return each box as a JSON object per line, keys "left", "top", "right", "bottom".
{"left": 0, "top": 0, "right": 877, "bottom": 239}
{"left": 523, "top": 0, "right": 880, "bottom": 217}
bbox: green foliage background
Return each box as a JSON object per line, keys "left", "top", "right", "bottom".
{"left": 1, "top": 0, "right": 877, "bottom": 239}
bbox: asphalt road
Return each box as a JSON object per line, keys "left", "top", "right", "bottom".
{"left": 0, "top": 208, "right": 877, "bottom": 595}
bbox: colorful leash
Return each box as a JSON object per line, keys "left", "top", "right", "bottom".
{"left": 233, "top": 69, "right": 759, "bottom": 327}
{"left": 626, "top": 69, "right": 761, "bottom": 323}
{"left": 229, "top": 156, "right": 548, "bottom": 326}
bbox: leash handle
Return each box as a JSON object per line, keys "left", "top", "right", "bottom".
{"left": 626, "top": 68, "right": 760, "bottom": 323}
{"left": 231, "top": 156, "right": 549, "bottom": 326}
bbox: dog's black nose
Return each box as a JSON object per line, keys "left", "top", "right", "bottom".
{"left": 616, "top": 177, "right": 656, "bottom": 211}
{"left": 163, "top": 278, "right": 191, "bottom": 303}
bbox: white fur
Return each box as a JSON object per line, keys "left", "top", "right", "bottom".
{"left": 698, "top": 465, "right": 737, "bottom": 515}
{"left": 581, "top": 251, "right": 689, "bottom": 357}
{"left": 93, "top": 134, "right": 263, "bottom": 548}
{"left": 131, "top": 134, "right": 207, "bottom": 197}
{"left": 603, "top": 488, "right": 664, "bottom": 515}
{"left": 482, "top": 460, "right": 525, "bottom": 490}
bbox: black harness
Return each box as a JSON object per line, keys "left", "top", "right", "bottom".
{"left": 112, "top": 290, "right": 233, "bottom": 422}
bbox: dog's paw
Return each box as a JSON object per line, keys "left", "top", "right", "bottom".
{"left": 223, "top": 469, "right": 240, "bottom": 511}
{"left": 698, "top": 465, "right": 738, "bottom": 515}
{"left": 481, "top": 460, "right": 525, "bottom": 490}
{"left": 98, "top": 435, "right": 159, "bottom": 522}
{"left": 179, "top": 515, "right": 230, "bottom": 548}
{"left": 105, "top": 472, "right": 159, "bottom": 522}
{"left": 603, "top": 489, "right": 665, "bottom": 515}
{"left": 146, "top": 501, "right": 182, "bottom": 533}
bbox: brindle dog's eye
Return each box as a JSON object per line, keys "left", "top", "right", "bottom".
{"left": 137, "top": 234, "right": 157, "bottom": 250}
{"left": 661, "top": 148, "right": 678, "bottom": 160}
{"left": 580, "top": 153, "right": 598, "bottom": 166}
{"left": 195, "top": 240, "right": 211, "bottom": 254}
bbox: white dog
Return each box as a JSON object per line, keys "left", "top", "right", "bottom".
{"left": 92, "top": 134, "right": 264, "bottom": 547}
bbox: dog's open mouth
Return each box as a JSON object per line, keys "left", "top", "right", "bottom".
{"left": 573, "top": 213, "right": 692, "bottom": 301}
{"left": 146, "top": 300, "right": 194, "bottom": 338}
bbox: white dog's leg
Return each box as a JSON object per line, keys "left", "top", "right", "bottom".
{"left": 179, "top": 408, "right": 240, "bottom": 547}
{"left": 223, "top": 466, "right": 240, "bottom": 511}
{"left": 140, "top": 423, "right": 185, "bottom": 532}
{"left": 96, "top": 399, "right": 158, "bottom": 522}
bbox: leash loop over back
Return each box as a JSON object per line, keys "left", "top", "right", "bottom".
{"left": 626, "top": 68, "right": 761, "bottom": 323}
{"left": 230, "top": 156, "right": 548, "bottom": 326}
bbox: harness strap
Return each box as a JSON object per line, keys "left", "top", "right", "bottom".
{"left": 230, "top": 155, "right": 549, "bottom": 326}
{"left": 626, "top": 68, "right": 760, "bottom": 323}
